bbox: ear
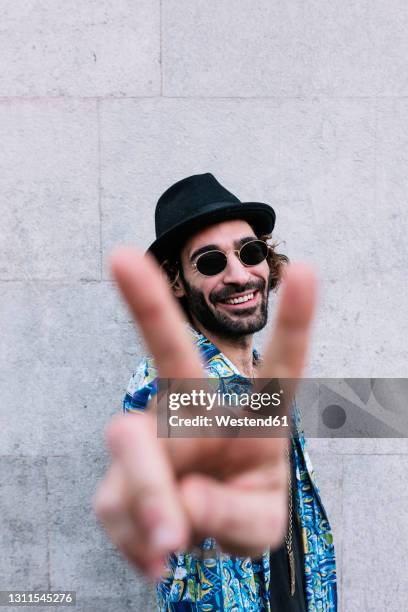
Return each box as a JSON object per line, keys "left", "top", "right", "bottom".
{"left": 171, "top": 270, "right": 185, "bottom": 298}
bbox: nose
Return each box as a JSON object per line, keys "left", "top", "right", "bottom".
{"left": 222, "top": 251, "right": 252, "bottom": 285}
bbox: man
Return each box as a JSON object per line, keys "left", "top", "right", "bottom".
{"left": 93, "top": 173, "right": 337, "bottom": 611}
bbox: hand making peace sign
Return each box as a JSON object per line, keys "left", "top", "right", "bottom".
{"left": 93, "top": 247, "right": 316, "bottom": 580}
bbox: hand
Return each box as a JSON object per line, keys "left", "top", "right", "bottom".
{"left": 93, "top": 247, "right": 316, "bottom": 580}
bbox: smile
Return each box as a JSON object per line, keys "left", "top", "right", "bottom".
{"left": 218, "top": 290, "right": 260, "bottom": 309}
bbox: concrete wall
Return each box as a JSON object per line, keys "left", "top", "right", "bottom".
{"left": 1, "top": 2, "right": 407, "bottom": 610}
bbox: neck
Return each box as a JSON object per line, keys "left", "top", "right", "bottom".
{"left": 192, "top": 319, "right": 256, "bottom": 378}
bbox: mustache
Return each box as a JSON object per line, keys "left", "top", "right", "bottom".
{"left": 210, "top": 279, "right": 266, "bottom": 303}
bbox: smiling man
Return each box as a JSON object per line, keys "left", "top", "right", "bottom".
{"left": 94, "top": 173, "right": 337, "bottom": 611}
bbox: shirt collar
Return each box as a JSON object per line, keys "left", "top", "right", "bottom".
{"left": 185, "top": 322, "right": 261, "bottom": 376}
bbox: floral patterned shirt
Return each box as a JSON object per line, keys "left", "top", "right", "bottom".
{"left": 123, "top": 326, "right": 337, "bottom": 611}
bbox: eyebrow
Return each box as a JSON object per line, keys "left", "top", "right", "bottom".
{"left": 189, "top": 235, "right": 257, "bottom": 262}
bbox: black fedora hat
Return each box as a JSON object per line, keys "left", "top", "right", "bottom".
{"left": 147, "top": 173, "right": 276, "bottom": 263}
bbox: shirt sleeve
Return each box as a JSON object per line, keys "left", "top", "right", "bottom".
{"left": 123, "top": 357, "right": 158, "bottom": 413}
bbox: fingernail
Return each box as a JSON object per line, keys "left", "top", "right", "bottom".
{"left": 151, "top": 525, "right": 181, "bottom": 553}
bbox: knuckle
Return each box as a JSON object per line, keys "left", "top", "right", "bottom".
{"left": 93, "top": 488, "right": 123, "bottom": 521}
{"left": 105, "top": 414, "right": 127, "bottom": 446}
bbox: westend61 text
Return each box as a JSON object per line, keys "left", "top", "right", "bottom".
{"left": 168, "top": 390, "right": 283, "bottom": 411}
{"left": 168, "top": 414, "right": 289, "bottom": 427}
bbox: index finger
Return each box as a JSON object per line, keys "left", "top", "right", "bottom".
{"left": 110, "top": 247, "right": 204, "bottom": 379}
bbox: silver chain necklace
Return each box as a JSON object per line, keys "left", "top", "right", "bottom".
{"left": 285, "top": 445, "right": 295, "bottom": 596}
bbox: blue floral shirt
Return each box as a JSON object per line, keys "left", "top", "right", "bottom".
{"left": 123, "top": 326, "right": 337, "bottom": 611}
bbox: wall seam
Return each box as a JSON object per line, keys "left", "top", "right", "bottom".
{"left": 0, "top": 94, "right": 408, "bottom": 101}
{"left": 45, "top": 456, "right": 51, "bottom": 591}
{"left": 160, "top": 0, "right": 163, "bottom": 96}
{"left": 97, "top": 99, "right": 103, "bottom": 281}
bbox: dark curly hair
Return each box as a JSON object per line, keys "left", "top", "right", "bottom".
{"left": 160, "top": 232, "right": 289, "bottom": 323}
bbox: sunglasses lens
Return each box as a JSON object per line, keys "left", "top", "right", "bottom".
{"left": 196, "top": 251, "right": 227, "bottom": 276}
{"left": 240, "top": 240, "right": 268, "bottom": 265}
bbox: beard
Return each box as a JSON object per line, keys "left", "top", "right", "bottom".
{"left": 181, "top": 275, "right": 269, "bottom": 339}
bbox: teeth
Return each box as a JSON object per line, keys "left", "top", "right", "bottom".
{"left": 225, "top": 292, "right": 254, "bottom": 305}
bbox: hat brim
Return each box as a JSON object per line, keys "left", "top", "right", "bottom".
{"left": 147, "top": 201, "right": 276, "bottom": 264}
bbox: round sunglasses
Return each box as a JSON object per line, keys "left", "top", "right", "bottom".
{"left": 191, "top": 239, "right": 269, "bottom": 277}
